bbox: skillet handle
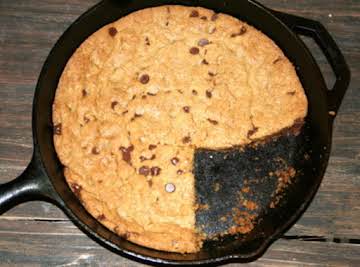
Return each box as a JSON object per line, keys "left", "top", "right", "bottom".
{"left": 272, "top": 11, "right": 351, "bottom": 114}
{"left": 0, "top": 149, "right": 61, "bottom": 214}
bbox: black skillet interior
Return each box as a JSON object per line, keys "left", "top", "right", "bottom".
{"left": 0, "top": 0, "right": 350, "bottom": 265}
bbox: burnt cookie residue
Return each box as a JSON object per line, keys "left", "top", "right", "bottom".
{"left": 194, "top": 124, "right": 311, "bottom": 241}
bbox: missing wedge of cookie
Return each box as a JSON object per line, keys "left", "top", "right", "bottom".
{"left": 53, "top": 5, "right": 307, "bottom": 253}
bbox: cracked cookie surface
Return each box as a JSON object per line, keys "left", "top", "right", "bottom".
{"left": 53, "top": 5, "right": 307, "bottom": 253}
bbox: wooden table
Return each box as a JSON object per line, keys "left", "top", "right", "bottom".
{"left": 0, "top": 0, "right": 359, "bottom": 266}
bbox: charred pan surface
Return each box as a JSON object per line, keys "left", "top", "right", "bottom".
{"left": 194, "top": 126, "right": 309, "bottom": 241}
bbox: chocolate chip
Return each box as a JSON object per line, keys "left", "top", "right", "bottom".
{"left": 231, "top": 26, "right": 247, "bottom": 37}
{"left": 171, "top": 157, "right": 179, "bottom": 165}
{"left": 122, "top": 110, "right": 128, "bottom": 115}
{"left": 190, "top": 10, "right": 199, "bottom": 17}
{"left": 189, "top": 47, "right": 199, "bottom": 55}
{"left": 140, "top": 154, "right": 156, "bottom": 162}
{"left": 192, "top": 89, "right": 198, "bottom": 95}
{"left": 207, "top": 118, "right": 218, "bottom": 125}
{"left": 200, "top": 16, "right": 207, "bottom": 20}
{"left": 206, "top": 90, "right": 212, "bottom": 98}
{"left": 131, "top": 113, "right": 142, "bottom": 121}
{"left": 120, "top": 145, "right": 134, "bottom": 164}
{"left": 82, "top": 89, "right": 87, "bottom": 97}
{"left": 247, "top": 126, "right": 259, "bottom": 138}
{"left": 97, "top": 214, "right": 106, "bottom": 221}
{"left": 141, "top": 95, "right": 147, "bottom": 99}
{"left": 287, "top": 91, "right": 296, "bottom": 95}
{"left": 208, "top": 71, "right": 215, "bottom": 76}
{"left": 198, "top": 38, "right": 210, "bottom": 47}
{"left": 92, "top": 147, "right": 100, "bottom": 155}
{"left": 211, "top": 13, "right": 219, "bottom": 21}
{"left": 139, "top": 166, "right": 150, "bottom": 176}
{"left": 201, "top": 59, "right": 209, "bottom": 65}
{"left": 209, "top": 27, "right": 217, "bottom": 34}
{"left": 151, "top": 166, "right": 161, "bottom": 176}
{"left": 165, "top": 21, "right": 169, "bottom": 26}
{"left": 139, "top": 74, "right": 150, "bottom": 84}
{"left": 70, "top": 183, "right": 82, "bottom": 197}
{"left": 145, "top": 37, "right": 150, "bottom": 46}
{"left": 240, "top": 26, "right": 247, "bottom": 34}
{"left": 111, "top": 101, "right": 118, "bottom": 110}
{"left": 84, "top": 116, "right": 90, "bottom": 123}
{"left": 182, "top": 136, "right": 191, "bottom": 144}
{"left": 149, "top": 144, "right": 157, "bottom": 150}
{"left": 108, "top": 27, "right": 118, "bottom": 37}
{"left": 177, "top": 169, "right": 184, "bottom": 175}
{"left": 183, "top": 106, "right": 190, "bottom": 113}
{"left": 165, "top": 183, "right": 176, "bottom": 193}
{"left": 147, "top": 180, "right": 153, "bottom": 187}
{"left": 54, "top": 123, "right": 62, "bottom": 135}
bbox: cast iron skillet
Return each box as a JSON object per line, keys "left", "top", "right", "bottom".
{"left": 0, "top": 0, "right": 350, "bottom": 265}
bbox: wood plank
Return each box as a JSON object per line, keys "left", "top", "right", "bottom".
{"left": 0, "top": 220, "right": 358, "bottom": 266}
{"left": 0, "top": 0, "right": 359, "bottom": 266}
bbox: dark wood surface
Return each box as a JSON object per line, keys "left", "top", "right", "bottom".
{"left": 0, "top": 0, "right": 359, "bottom": 266}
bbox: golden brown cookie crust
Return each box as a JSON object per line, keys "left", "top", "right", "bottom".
{"left": 53, "top": 5, "right": 307, "bottom": 253}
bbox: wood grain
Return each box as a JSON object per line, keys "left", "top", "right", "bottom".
{"left": 0, "top": 0, "right": 359, "bottom": 265}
